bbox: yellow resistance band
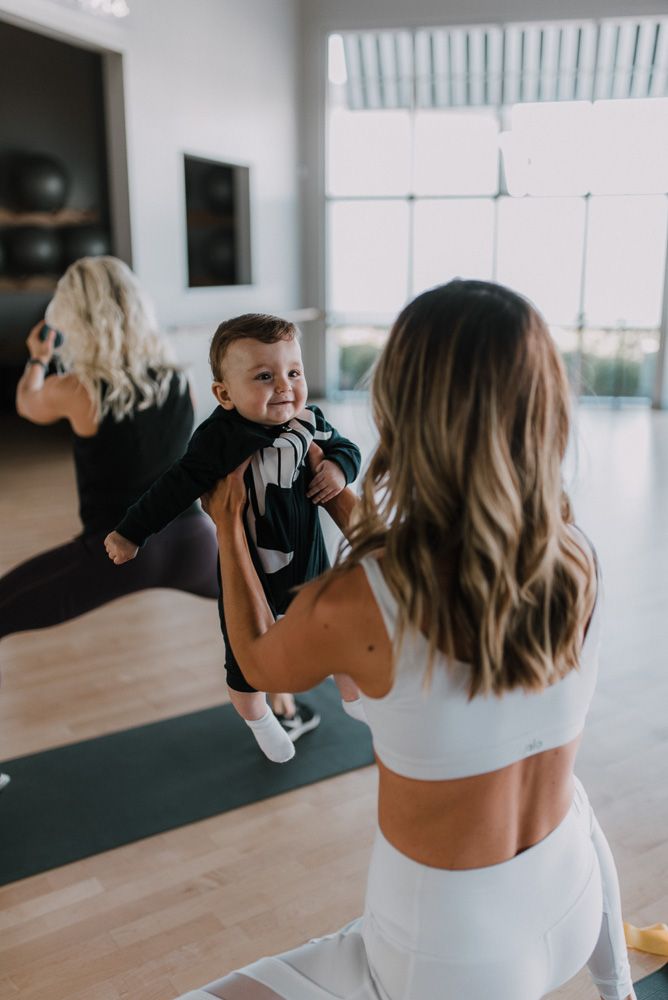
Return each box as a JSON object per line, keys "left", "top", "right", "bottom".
{"left": 624, "top": 922, "right": 668, "bottom": 957}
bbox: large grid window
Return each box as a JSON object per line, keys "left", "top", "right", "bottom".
{"left": 326, "top": 21, "right": 668, "bottom": 400}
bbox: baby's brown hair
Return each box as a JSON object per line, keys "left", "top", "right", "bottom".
{"left": 209, "top": 313, "right": 299, "bottom": 381}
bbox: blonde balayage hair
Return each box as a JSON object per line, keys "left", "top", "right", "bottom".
{"left": 338, "top": 280, "right": 596, "bottom": 697}
{"left": 45, "top": 256, "right": 182, "bottom": 421}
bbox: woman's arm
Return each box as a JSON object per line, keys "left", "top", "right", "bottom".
{"left": 16, "top": 322, "right": 61, "bottom": 423}
{"left": 16, "top": 321, "right": 91, "bottom": 428}
{"left": 203, "top": 466, "right": 386, "bottom": 695}
{"left": 203, "top": 467, "right": 323, "bottom": 692}
{"left": 204, "top": 464, "right": 276, "bottom": 642}
{"left": 320, "top": 487, "right": 360, "bottom": 541}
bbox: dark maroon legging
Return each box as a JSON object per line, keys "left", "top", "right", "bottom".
{"left": 0, "top": 511, "right": 219, "bottom": 640}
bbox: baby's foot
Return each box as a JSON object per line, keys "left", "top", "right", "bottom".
{"left": 245, "top": 709, "right": 295, "bottom": 763}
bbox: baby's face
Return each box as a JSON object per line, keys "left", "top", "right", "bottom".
{"left": 213, "top": 336, "right": 308, "bottom": 426}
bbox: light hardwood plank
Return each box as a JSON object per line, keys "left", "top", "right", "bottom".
{"left": 1, "top": 405, "right": 667, "bottom": 999}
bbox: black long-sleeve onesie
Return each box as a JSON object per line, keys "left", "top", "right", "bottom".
{"left": 116, "top": 404, "right": 361, "bottom": 691}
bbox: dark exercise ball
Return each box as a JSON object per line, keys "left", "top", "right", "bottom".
{"left": 203, "top": 167, "right": 234, "bottom": 212}
{"left": 206, "top": 231, "right": 235, "bottom": 280}
{"left": 12, "top": 155, "right": 69, "bottom": 212}
{"left": 9, "top": 227, "right": 62, "bottom": 274}
{"left": 62, "top": 227, "right": 111, "bottom": 264}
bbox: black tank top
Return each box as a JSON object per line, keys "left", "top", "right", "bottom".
{"left": 72, "top": 371, "right": 195, "bottom": 534}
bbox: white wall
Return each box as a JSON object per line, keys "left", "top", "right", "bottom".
{"left": 123, "top": 0, "right": 302, "bottom": 327}
{"left": 0, "top": 0, "right": 305, "bottom": 396}
{"left": 122, "top": 0, "right": 304, "bottom": 405}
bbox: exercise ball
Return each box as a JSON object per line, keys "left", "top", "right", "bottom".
{"left": 63, "top": 227, "right": 111, "bottom": 264}
{"left": 204, "top": 167, "right": 234, "bottom": 212}
{"left": 9, "top": 227, "right": 62, "bottom": 274}
{"left": 12, "top": 155, "right": 69, "bottom": 212}
{"left": 206, "top": 231, "right": 235, "bottom": 281}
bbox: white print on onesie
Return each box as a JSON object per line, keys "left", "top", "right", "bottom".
{"left": 245, "top": 408, "right": 332, "bottom": 576}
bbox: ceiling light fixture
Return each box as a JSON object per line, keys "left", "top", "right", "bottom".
{"left": 77, "top": 0, "right": 130, "bottom": 18}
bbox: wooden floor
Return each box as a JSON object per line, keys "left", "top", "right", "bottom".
{"left": 1, "top": 402, "right": 667, "bottom": 1000}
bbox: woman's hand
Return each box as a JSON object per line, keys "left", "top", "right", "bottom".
{"left": 201, "top": 457, "right": 251, "bottom": 526}
{"left": 16, "top": 321, "right": 65, "bottom": 425}
{"left": 26, "top": 321, "right": 55, "bottom": 366}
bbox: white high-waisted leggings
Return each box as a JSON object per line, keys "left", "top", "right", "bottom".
{"left": 178, "top": 778, "right": 634, "bottom": 1000}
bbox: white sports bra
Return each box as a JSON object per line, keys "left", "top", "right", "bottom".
{"left": 359, "top": 552, "right": 601, "bottom": 781}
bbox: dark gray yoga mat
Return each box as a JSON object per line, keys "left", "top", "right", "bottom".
{"left": 0, "top": 679, "right": 373, "bottom": 885}
{"left": 636, "top": 964, "right": 668, "bottom": 999}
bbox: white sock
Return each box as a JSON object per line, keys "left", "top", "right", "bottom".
{"left": 341, "top": 697, "right": 368, "bottom": 724}
{"left": 245, "top": 708, "right": 295, "bottom": 763}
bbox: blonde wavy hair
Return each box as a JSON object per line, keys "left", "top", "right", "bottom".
{"left": 336, "top": 280, "right": 597, "bottom": 697}
{"left": 45, "top": 256, "right": 183, "bottom": 421}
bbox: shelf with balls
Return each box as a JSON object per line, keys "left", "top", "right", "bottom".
{"left": 0, "top": 153, "right": 111, "bottom": 293}
{"left": 0, "top": 208, "right": 99, "bottom": 227}
{"left": 183, "top": 155, "right": 248, "bottom": 288}
{"left": 0, "top": 275, "right": 62, "bottom": 293}
{"left": 185, "top": 209, "right": 234, "bottom": 229}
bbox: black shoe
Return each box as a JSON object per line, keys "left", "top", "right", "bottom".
{"left": 0, "top": 773, "right": 10, "bottom": 792}
{"left": 275, "top": 699, "right": 321, "bottom": 743}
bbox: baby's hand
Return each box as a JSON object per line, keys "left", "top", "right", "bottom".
{"left": 306, "top": 458, "right": 345, "bottom": 505}
{"left": 104, "top": 531, "right": 139, "bottom": 565}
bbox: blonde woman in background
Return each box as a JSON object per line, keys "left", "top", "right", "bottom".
{"left": 0, "top": 256, "right": 222, "bottom": 788}
{"left": 180, "top": 280, "right": 635, "bottom": 1000}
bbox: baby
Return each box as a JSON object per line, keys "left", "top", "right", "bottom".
{"left": 104, "top": 313, "right": 364, "bottom": 763}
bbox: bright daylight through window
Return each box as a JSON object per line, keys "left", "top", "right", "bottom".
{"left": 326, "top": 20, "right": 668, "bottom": 400}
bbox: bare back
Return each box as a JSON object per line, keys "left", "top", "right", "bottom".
{"left": 17, "top": 371, "right": 98, "bottom": 436}
{"left": 314, "top": 562, "right": 588, "bottom": 871}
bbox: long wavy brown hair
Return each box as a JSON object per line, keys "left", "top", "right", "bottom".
{"left": 335, "top": 280, "right": 596, "bottom": 697}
